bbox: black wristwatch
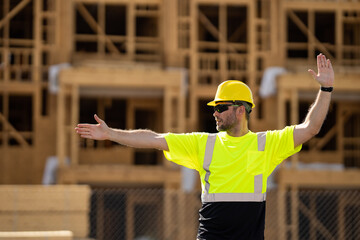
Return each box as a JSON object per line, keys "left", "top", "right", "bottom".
{"left": 320, "top": 86, "right": 333, "bottom": 92}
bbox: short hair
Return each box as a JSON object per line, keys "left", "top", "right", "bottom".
{"left": 234, "top": 101, "right": 251, "bottom": 120}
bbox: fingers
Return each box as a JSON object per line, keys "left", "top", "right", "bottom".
{"left": 76, "top": 123, "right": 94, "bottom": 128}
{"left": 75, "top": 126, "right": 95, "bottom": 139}
{"left": 75, "top": 126, "right": 89, "bottom": 133}
{"left": 326, "top": 59, "right": 333, "bottom": 69}
{"left": 308, "top": 69, "right": 317, "bottom": 79}
{"left": 80, "top": 134, "right": 93, "bottom": 139}
{"left": 317, "top": 53, "right": 332, "bottom": 69}
{"left": 76, "top": 114, "right": 103, "bottom": 129}
{"left": 317, "top": 53, "right": 326, "bottom": 68}
{"left": 75, "top": 126, "right": 91, "bottom": 135}
{"left": 317, "top": 53, "right": 322, "bottom": 68}
{"left": 311, "top": 53, "right": 334, "bottom": 87}
{"left": 94, "top": 114, "right": 103, "bottom": 124}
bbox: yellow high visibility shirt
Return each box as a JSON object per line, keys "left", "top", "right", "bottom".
{"left": 163, "top": 126, "right": 301, "bottom": 196}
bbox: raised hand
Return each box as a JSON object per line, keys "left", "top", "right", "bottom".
{"left": 308, "top": 53, "right": 334, "bottom": 88}
{"left": 75, "top": 114, "right": 110, "bottom": 140}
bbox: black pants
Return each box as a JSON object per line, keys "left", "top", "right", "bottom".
{"left": 197, "top": 201, "right": 266, "bottom": 240}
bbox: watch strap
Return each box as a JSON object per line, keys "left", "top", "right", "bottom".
{"left": 320, "top": 86, "right": 333, "bottom": 92}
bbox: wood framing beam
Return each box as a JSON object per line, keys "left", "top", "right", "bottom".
{"left": 308, "top": 111, "right": 352, "bottom": 151}
{"left": 278, "top": 73, "right": 360, "bottom": 91}
{"left": 197, "top": 10, "right": 237, "bottom": 53}
{"left": 0, "top": 0, "right": 31, "bottom": 30}
{"left": 76, "top": 2, "right": 120, "bottom": 54}
{"left": 60, "top": 67, "right": 182, "bottom": 87}
{"left": 228, "top": 21, "right": 247, "bottom": 42}
{"left": 278, "top": 169, "right": 360, "bottom": 187}
{"left": 283, "top": 1, "right": 360, "bottom": 11}
{"left": 287, "top": 10, "right": 333, "bottom": 59}
{"left": 195, "top": 0, "right": 250, "bottom": 4}
{"left": 57, "top": 165, "right": 181, "bottom": 185}
{"left": 298, "top": 152, "right": 342, "bottom": 164}
{"left": 74, "top": 0, "right": 160, "bottom": 4}
{"left": 0, "top": 113, "right": 29, "bottom": 147}
{"left": 197, "top": 10, "right": 222, "bottom": 42}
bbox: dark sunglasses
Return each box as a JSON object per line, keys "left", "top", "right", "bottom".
{"left": 214, "top": 104, "right": 240, "bottom": 113}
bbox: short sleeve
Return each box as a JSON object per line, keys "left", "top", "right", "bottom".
{"left": 265, "top": 126, "right": 302, "bottom": 174}
{"left": 163, "top": 133, "right": 206, "bottom": 171}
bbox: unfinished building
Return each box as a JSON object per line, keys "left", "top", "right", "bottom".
{"left": 1, "top": 0, "right": 360, "bottom": 239}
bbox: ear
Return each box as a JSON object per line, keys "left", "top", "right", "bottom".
{"left": 236, "top": 105, "right": 246, "bottom": 118}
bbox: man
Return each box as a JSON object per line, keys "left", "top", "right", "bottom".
{"left": 75, "top": 53, "right": 334, "bottom": 239}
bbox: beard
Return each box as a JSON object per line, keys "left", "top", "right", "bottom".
{"left": 215, "top": 110, "right": 237, "bottom": 132}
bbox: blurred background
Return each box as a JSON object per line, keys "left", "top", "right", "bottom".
{"left": 0, "top": 0, "right": 360, "bottom": 239}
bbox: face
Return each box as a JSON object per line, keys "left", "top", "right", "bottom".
{"left": 213, "top": 103, "right": 239, "bottom": 132}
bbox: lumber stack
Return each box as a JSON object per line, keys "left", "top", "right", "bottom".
{"left": 0, "top": 231, "right": 73, "bottom": 240}
{"left": 0, "top": 185, "right": 91, "bottom": 238}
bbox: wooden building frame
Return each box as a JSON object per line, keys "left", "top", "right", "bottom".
{"left": 280, "top": 0, "right": 360, "bottom": 67}
{"left": 170, "top": 0, "right": 275, "bottom": 131}
{"left": 276, "top": 71, "right": 360, "bottom": 240}
{"left": 0, "top": 0, "right": 360, "bottom": 238}
{"left": 0, "top": 0, "right": 61, "bottom": 183}
{"left": 56, "top": 65, "right": 186, "bottom": 186}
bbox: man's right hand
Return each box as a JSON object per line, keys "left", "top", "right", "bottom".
{"left": 75, "top": 114, "right": 110, "bottom": 140}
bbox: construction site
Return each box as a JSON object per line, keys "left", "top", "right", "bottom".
{"left": 0, "top": 0, "right": 360, "bottom": 239}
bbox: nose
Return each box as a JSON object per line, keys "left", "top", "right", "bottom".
{"left": 213, "top": 111, "right": 219, "bottom": 118}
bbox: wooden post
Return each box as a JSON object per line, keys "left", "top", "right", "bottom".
{"left": 290, "top": 184, "right": 299, "bottom": 240}
{"left": 308, "top": 193, "right": 316, "bottom": 239}
{"left": 57, "top": 0, "right": 73, "bottom": 63}
{"left": 177, "top": 190, "right": 186, "bottom": 240}
{"left": 126, "top": 194, "right": 134, "bottom": 240}
{"left": 33, "top": 0, "right": 42, "bottom": 85}
{"left": 96, "top": 192, "right": 104, "bottom": 240}
{"left": 164, "top": 86, "right": 175, "bottom": 168}
{"left": 189, "top": 0, "right": 198, "bottom": 131}
{"left": 57, "top": 80, "right": 66, "bottom": 167}
{"left": 277, "top": 183, "right": 286, "bottom": 240}
{"left": 308, "top": 10, "right": 315, "bottom": 60}
{"left": 279, "top": 0, "right": 287, "bottom": 66}
{"left": 33, "top": 0, "right": 42, "bottom": 152}
{"left": 248, "top": 0, "right": 256, "bottom": 89}
{"left": 71, "top": 85, "right": 79, "bottom": 165}
{"left": 3, "top": 0, "right": 10, "bottom": 83}
{"left": 1, "top": 92, "right": 9, "bottom": 183}
{"left": 337, "top": 104, "right": 345, "bottom": 165}
{"left": 277, "top": 88, "right": 286, "bottom": 129}
{"left": 163, "top": 188, "right": 174, "bottom": 240}
{"left": 162, "top": 0, "right": 178, "bottom": 66}
{"left": 98, "top": 2, "right": 105, "bottom": 56}
{"left": 127, "top": 1, "right": 135, "bottom": 60}
{"left": 337, "top": 192, "right": 346, "bottom": 240}
{"left": 219, "top": 4, "right": 227, "bottom": 82}
{"left": 336, "top": 9, "right": 343, "bottom": 64}
{"left": 164, "top": 87, "right": 172, "bottom": 133}
{"left": 290, "top": 89, "right": 299, "bottom": 167}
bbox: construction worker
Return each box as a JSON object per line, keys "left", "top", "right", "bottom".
{"left": 75, "top": 53, "right": 334, "bottom": 239}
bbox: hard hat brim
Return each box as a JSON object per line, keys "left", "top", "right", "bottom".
{"left": 207, "top": 100, "right": 255, "bottom": 108}
{"left": 207, "top": 100, "right": 216, "bottom": 106}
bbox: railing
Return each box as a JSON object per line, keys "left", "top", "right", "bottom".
{"left": 88, "top": 187, "right": 360, "bottom": 240}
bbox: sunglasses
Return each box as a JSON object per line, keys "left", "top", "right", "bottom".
{"left": 214, "top": 104, "right": 240, "bottom": 113}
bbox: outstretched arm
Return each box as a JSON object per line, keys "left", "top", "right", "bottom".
{"left": 75, "top": 114, "right": 169, "bottom": 151}
{"left": 293, "top": 53, "right": 334, "bottom": 148}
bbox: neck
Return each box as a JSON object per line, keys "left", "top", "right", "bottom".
{"left": 226, "top": 121, "right": 249, "bottom": 137}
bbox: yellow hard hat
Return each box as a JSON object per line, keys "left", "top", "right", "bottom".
{"left": 207, "top": 80, "right": 255, "bottom": 108}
